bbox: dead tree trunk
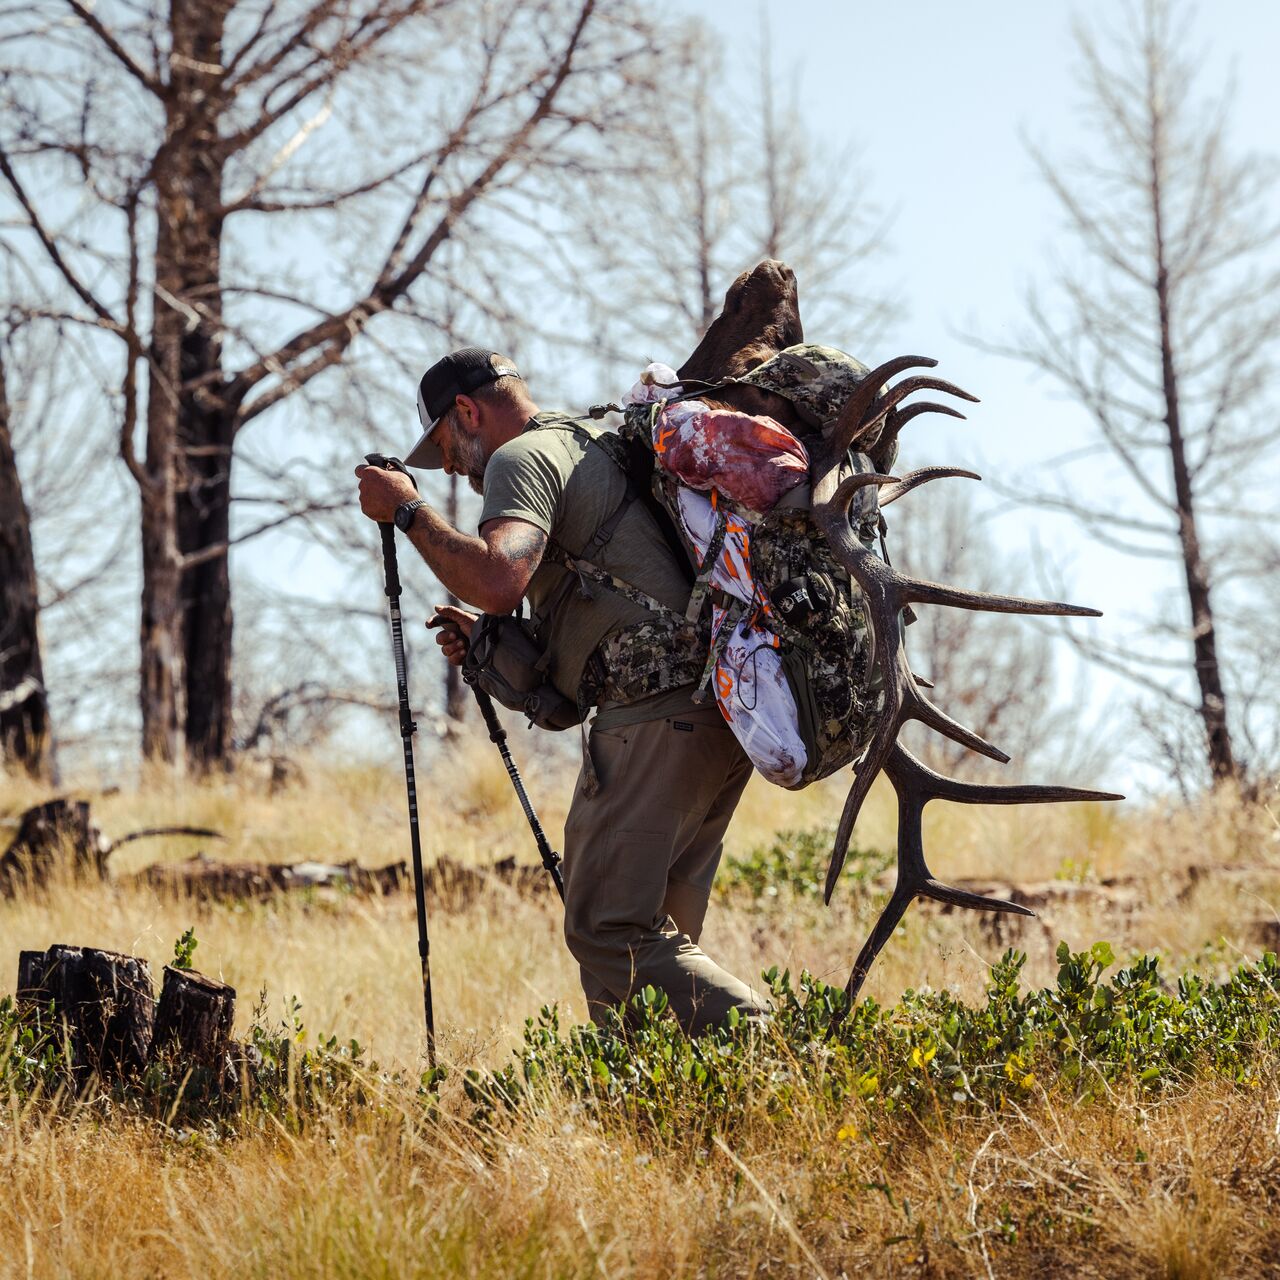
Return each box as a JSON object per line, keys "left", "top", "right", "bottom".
{"left": 0, "top": 798, "right": 112, "bottom": 893}
{"left": 139, "top": 0, "right": 233, "bottom": 770}
{"left": 443, "top": 473, "right": 468, "bottom": 731}
{"left": 1151, "top": 149, "right": 1236, "bottom": 780}
{"left": 0, "top": 344, "right": 50, "bottom": 777}
{"left": 34, "top": 945, "right": 155, "bottom": 1081}
{"left": 150, "top": 966, "right": 235, "bottom": 1067}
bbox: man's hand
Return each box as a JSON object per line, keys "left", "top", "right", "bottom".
{"left": 428, "top": 605, "right": 477, "bottom": 667}
{"left": 355, "top": 462, "right": 419, "bottom": 523}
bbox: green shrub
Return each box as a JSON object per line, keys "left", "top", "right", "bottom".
{"left": 465, "top": 944, "right": 1280, "bottom": 1139}
{"left": 719, "top": 825, "right": 890, "bottom": 900}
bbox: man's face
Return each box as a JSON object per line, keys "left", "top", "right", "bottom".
{"left": 437, "top": 404, "right": 488, "bottom": 495}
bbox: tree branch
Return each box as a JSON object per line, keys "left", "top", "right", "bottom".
{"left": 225, "top": 0, "right": 599, "bottom": 425}
{"left": 63, "top": 0, "right": 163, "bottom": 96}
{"left": 0, "top": 143, "right": 122, "bottom": 332}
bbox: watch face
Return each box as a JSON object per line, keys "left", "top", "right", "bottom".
{"left": 395, "top": 501, "right": 419, "bottom": 531}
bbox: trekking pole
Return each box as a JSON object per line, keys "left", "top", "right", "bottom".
{"left": 365, "top": 452, "right": 436, "bottom": 1069}
{"left": 429, "top": 613, "right": 566, "bottom": 902}
{"left": 467, "top": 677, "right": 566, "bottom": 902}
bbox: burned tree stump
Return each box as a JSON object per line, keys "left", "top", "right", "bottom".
{"left": 16, "top": 948, "right": 49, "bottom": 1004}
{"left": 0, "top": 799, "right": 112, "bottom": 894}
{"left": 149, "top": 966, "right": 235, "bottom": 1068}
{"left": 24, "top": 944, "right": 155, "bottom": 1081}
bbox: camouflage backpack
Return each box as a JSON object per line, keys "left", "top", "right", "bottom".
{"left": 606, "top": 344, "right": 892, "bottom": 789}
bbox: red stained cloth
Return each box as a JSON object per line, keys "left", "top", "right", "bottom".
{"left": 654, "top": 401, "right": 809, "bottom": 515}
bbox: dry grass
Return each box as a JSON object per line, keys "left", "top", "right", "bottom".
{"left": 2, "top": 740, "right": 1279, "bottom": 1278}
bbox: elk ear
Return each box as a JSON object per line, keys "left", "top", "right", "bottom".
{"left": 678, "top": 259, "right": 803, "bottom": 384}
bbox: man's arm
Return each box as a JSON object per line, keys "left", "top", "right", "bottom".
{"left": 405, "top": 508, "right": 546, "bottom": 614}
{"left": 354, "top": 462, "right": 545, "bottom": 613}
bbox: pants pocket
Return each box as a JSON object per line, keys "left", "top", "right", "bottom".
{"left": 596, "top": 828, "right": 671, "bottom": 929}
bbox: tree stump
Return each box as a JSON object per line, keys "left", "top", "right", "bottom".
{"left": 149, "top": 966, "right": 236, "bottom": 1068}
{"left": 32, "top": 944, "right": 155, "bottom": 1081}
{"left": 16, "top": 948, "right": 49, "bottom": 1004}
{"left": 0, "top": 799, "right": 112, "bottom": 894}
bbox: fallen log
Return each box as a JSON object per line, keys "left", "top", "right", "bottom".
{"left": 0, "top": 797, "right": 220, "bottom": 895}
{"left": 425, "top": 854, "right": 553, "bottom": 906}
{"left": 137, "top": 852, "right": 407, "bottom": 900}
{"left": 135, "top": 851, "right": 551, "bottom": 906}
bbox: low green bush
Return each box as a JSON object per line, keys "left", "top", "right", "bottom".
{"left": 718, "top": 825, "right": 890, "bottom": 900}
{"left": 9, "top": 939, "right": 1279, "bottom": 1141}
{"left": 465, "top": 943, "right": 1280, "bottom": 1138}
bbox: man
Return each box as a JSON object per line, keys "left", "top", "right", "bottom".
{"left": 355, "top": 347, "right": 767, "bottom": 1034}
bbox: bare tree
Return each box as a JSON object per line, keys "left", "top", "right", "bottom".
{"left": 990, "top": 0, "right": 1280, "bottom": 785}
{"left": 0, "top": 332, "right": 49, "bottom": 777}
{"left": 0, "top": 0, "right": 666, "bottom": 770}
{"left": 441, "top": 472, "right": 468, "bottom": 730}
{"left": 580, "top": 25, "right": 893, "bottom": 373}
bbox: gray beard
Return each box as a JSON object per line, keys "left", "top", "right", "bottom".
{"left": 450, "top": 427, "right": 488, "bottom": 496}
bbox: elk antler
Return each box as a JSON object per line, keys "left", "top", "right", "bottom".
{"left": 807, "top": 355, "right": 1124, "bottom": 1006}
{"left": 842, "top": 745, "right": 1120, "bottom": 1002}
{"left": 879, "top": 467, "right": 981, "bottom": 506}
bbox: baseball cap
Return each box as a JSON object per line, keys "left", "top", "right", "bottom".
{"left": 406, "top": 348, "right": 522, "bottom": 469}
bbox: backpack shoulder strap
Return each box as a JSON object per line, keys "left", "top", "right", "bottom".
{"left": 529, "top": 411, "right": 694, "bottom": 587}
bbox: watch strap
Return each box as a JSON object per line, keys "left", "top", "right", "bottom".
{"left": 395, "top": 498, "right": 426, "bottom": 531}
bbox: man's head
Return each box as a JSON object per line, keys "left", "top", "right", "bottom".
{"left": 407, "top": 348, "right": 536, "bottom": 491}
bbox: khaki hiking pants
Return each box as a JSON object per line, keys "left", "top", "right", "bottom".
{"left": 562, "top": 703, "right": 769, "bottom": 1034}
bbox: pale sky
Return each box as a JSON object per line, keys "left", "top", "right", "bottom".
{"left": 234, "top": 0, "right": 1279, "bottom": 792}
{"left": 19, "top": 1, "right": 1278, "bottom": 789}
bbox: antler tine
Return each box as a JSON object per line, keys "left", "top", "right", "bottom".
{"left": 880, "top": 467, "right": 981, "bottom": 506}
{"left": 902, "top": 686, "right": 1010, "bottom": 762}
{"left": 839, "top": 745, "right": 1119, "bottom": 1006}
{"left": 829, "top": 377, "right": 978, "bottom": 462}
{"left": 900, "top": 748, "right": 1124, "bottom": 807}
{"left": 824, "top": 715, "right": 901, "bottom": 903}
{"left": 870, "top": 402, "right": 967, "bottom": 470}
{"left": 886, "top": 400, "right": 967, "bottom": 433}
{"left": 834, "top": 527, "right": 1101, "bottom": 618}
{"left": 875, "top": 376, "right": 979, "bottom": 423}
{"left": 824, "top": 356, "right": 938, "bottom": 454}
{"left": 832, "top": 471, "right": 899, "bottom": 511}
{"left": 905, "top": 579, "right": 1101, "bottom": 618}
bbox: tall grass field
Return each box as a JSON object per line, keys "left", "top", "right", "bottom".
{"left": 3, "top": 738, "right": 1279, "bottom": 1279}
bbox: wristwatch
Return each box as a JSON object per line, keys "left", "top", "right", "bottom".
{"left": 394, "top": 498, "right": 426, "bottom": 532}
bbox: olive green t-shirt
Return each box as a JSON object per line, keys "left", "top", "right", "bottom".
{"left": 479, "top": 413, "right": 702, "bottom": 727}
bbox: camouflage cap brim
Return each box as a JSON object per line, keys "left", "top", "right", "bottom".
{"left": 738, "top": 344, "right": 872, "bottom": 429}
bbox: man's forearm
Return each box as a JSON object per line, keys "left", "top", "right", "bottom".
{"left": 404, "top": 504, "right": 497, "bottom": 608}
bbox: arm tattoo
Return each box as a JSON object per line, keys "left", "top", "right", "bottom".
{"left": 503, "top": 526, "right": 548, "bottom": 571}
